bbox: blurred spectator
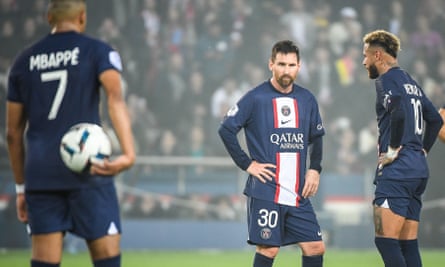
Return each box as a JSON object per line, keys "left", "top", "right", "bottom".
{"left": 153, "top": 51, "right": 187, "bottom": 132}
{"left": 141, "top": 0, "right": 160, "bottom": 47}
{"left": 328, "top": 6, "right": 362, "bottom": 57}
{"left": 312, "top": 0, "right": 332, "bottom": 31}
{"left": 411, "top": 58, "right": 439, "bottom": 101}
{"left": 387, "top": 0, "right": 405, "bottom": 36}
{"left": 280, "top": 0, "right": 316, "bottom": 53}
{"left": 409, "top": 14, "right": 444, "bottom": 69}
{"left": 195, "top": 19, "right": 235, "bottom": 86}
{"left": 127, "top": 93, "right": 160, "bottom": 155}
{"left": 330, "top": 117, "right": 361, "bottom": 175}
{"left": 360, "top": 3, "right": 379, "bottom": 33}
{"left": 210, "top": 77, "right": 243, "bottom": 120}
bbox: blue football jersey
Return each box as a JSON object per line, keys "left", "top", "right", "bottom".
{"left": 375, "top": 67, "right": 439, "bottom": 179}
{"left": 219, "top": 81, "right": 325, "bottom": 206}
{"left": 7, "top": 31, "right": 122, "bottom": 190}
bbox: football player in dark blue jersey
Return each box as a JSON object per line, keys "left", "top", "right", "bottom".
{"left": 6, "top": 1, "right": 135, "bottom": 267}
{"left": 219, "top": 40, "right": 325, "bottom": 267}
{"left": 362, "top": 30, "right": 443, "bottom": 267}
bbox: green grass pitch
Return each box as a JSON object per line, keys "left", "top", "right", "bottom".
{"left": 1, "top": 249, "right": 444, "bottom": 266}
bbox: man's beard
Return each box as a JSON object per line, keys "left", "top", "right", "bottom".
{"left": 277, "top": 74, "right": 294, "bottom": 88}
{"left": 368, "top": 64, "right": 379, "bottom": 79}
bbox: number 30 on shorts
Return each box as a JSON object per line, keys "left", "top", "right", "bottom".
{"left": 257, "top": 209, "right": 278, "bottom": 228}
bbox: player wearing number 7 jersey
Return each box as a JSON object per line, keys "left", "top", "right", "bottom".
{"left": 362, "top": 30, "right": 443, "bottom": 267}
{"left": 219, "top": 40, "right": 325, "bottom": 267}
{"left": 6, "top": 1, "right": 135, "bottom": 266}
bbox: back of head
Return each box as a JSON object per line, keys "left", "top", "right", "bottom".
{"left": 362, "top": 30, "right": 401, "bottom": 58}
{"left": 47, "top": 0, "right": 86, "bottom": 27}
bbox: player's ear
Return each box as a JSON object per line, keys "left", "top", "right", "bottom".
{"left": 268, "top": 58, "right": 274, "bottom": 71}
{"left": 47, "top": 13, "right": 54, "bottom": 26}
{"left": 80, "top": 10, "right": 86, "bottom": 26}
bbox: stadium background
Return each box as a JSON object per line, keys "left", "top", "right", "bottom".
{"left": 1, "top": 0, "right": 445, "bottom": 251}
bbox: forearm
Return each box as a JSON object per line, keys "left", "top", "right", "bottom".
{"left": 108, "top": 96, "right": 136, "bottom": 167}
{"left": 309, "top": 135, "right": 323, "bottom": 173}
{"left": 423, "top": 121, "right": 443, "bottom": 152}
{"left": 6, "top": 132, "right": 25, "bottom": 185}
{"left": 218, "top": 125, "right": 251, "bottom": 170}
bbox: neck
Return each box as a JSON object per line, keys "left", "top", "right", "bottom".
{"left": 379, "top": 60, "right": 398, "bottom": 76}
{"left": 51, "top": 21, "right": 81, "bottom": 34}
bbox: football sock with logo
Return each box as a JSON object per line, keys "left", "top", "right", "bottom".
{"left": 400, "top": 239, "right": 421, "bottom": 267}
{"left": 93, "top": 254, "right": 121, "bottom": 267}
{"left": 302, "top": 255, "right": 323, "bottom": 267}
{"left": 375, "top": 237, "right": 406, "bottom": 267}
{"left": 253, "top": 252, "right": 274, "bottom": 267}
{"left": 31, "top": 260, "right": 60, "bottom": 267}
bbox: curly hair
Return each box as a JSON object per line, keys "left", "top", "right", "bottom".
{"left": 362, "top": 30, "right": 401, "bottom": 58}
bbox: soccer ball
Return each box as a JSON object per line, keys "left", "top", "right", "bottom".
{"left": 60, "top": 123, "right": 112, "bottom": 173}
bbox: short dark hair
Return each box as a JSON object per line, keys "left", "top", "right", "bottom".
{"left": 363, "top": 30, "right": 401, "bottom": 58}
{"left": 271, "top": 40, "right": 300, "bottom": 62}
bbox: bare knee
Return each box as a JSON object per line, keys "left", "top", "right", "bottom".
{"left": 256, "top": 245, "right": 280, "bottom": 258}
{"left": 87, "top": 234, "right": 121, "bottom": 260}
{"left": 299, "top": 241, "right": 325, "bottom": 256}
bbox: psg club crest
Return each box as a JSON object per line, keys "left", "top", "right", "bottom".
{"left": 260, "top": 228, "right": 272, "bottom": 240}
{"left": 281, "top": 105, "right": 291, "bottom": 116}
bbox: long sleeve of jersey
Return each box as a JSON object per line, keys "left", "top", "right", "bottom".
{"left": 218, "top": 124, "right": 252, "bottom": 170}
{"left": 422, "top": 101, "right": 444, "bottom": 152}
{"left": 309, "top": 135, "right": 323, "bottom": 173}
{"left": 388, "top": 95, "right": 404, "bottom": 148}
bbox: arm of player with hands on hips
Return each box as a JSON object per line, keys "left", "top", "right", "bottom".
{"left": 246, "top": 161, "right": 276, "bottom": 184}
{"left": 438, "top": 107, "right": 445, "bottom": 143}
{"left": 5, "top": 101, "right": 28, "bottom": 223}
{"left": 90, "top": 69, "right": 136, "bottom": 176}
{"left": 302, "top": 169, "right": 320, "bottom": 198}
{"left": 379, "top": 95, "right": 404, "bottom": 169}
{"left": 302, "top": 135, "right": 323, "bottom": 198}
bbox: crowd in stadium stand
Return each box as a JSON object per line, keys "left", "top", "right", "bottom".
{"left": 1, "top": 0, "right": 445, "bottom": 191}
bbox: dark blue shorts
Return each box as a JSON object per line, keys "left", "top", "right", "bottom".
{"left": 246, "top": 197, "right": 322, "bottom": 247}
{"left": 26, "top": 183, "right": 121, "bottom": 240}
{"left": 373, "top": 178, "right": 427, "bottom": 221}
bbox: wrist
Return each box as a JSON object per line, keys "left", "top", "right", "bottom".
{"left": 15, "top": 184, "right": 25, "bottom": 194}
{"left": 387, "top": 146, "right": 399, "bottom": 158}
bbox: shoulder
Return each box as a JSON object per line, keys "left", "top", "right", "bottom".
{"left": 293, "top": 84, "right": 317, "bottom": 100}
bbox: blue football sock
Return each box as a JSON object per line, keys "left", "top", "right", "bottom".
{"left": 375, "top": 237, "right": 406, "bottom": 267}
{"left": 302, "top": 255, "right": 323, "bottom": 267}
{"left": 400, "top": 239, "right": 421, "bottom": 267}
{"left": 31, "top": 260, "right": 60, "bottom": 267}
{"left": 253, "top": 252, "right": 274, "bottom": 267}
{"left": 93, "top": 254, "right": 121, "bottom": 267}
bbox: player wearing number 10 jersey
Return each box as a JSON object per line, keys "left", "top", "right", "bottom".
{"left": 219, "top": 40, "right": 325, "bottom": 267}
{"left": 6, "top": 1, "right": 135, "bottom": 266}
{"left": 362, "top": 30, "right": 442, "bottom": 267}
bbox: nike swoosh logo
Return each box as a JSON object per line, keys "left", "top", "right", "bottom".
{"left": 317, "top": 231, "right": 322, "bottom": 236}
{"left": 281, "top": 119, "right": 291, "bottom": 124}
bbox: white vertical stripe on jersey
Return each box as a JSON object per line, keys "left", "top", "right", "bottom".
{"left": 275, "top": 152, "right": 300, "bottom": 206}
{"left": 272, "top": 97, "right": 300, "bottom": 206}
{"left": 273, "top": 97, "right": 298, "bottom": 128}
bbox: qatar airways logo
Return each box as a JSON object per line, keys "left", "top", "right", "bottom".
{"left": 270, "top": 132, "right": 304, "bottom": 150}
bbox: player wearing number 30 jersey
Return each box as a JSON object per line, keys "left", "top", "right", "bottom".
{"left": 219, "top": 40, "right": 325, "bottom": 267}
